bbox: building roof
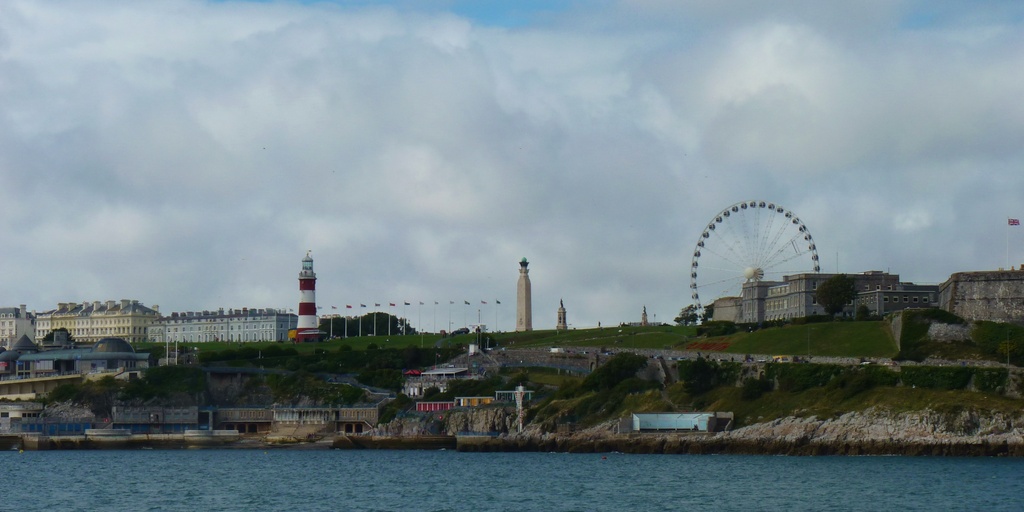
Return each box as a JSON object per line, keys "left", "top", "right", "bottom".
{"left": 420, "top": 367, "right": 469, "bottom": 377}
{"left": 93, "top": 337, "right": 135, "bottom": 353}
{"left": 19, "top": 337, "right": 148, "bottom": 362}
{"left": 12, "top": 335, "right": 38, "bottom": 353}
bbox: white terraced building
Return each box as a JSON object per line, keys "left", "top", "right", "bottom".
{"left": 35, "top": 300, "right": 159, "bottom": 345}
{"left": 148, "top": 308, "right": 298, "bottom": 344}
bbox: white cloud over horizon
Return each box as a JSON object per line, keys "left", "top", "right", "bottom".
{"left": 2, "top": 0, "right": 1023, "bottom": 331}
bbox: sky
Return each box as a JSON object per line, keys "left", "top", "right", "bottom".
{"left": 2, "top": 0, "right": 1024, "bottom": 332}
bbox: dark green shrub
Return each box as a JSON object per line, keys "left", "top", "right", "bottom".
{"left": 581, "top": 353, "right": 651, "bottom": 392}
{"left": 767, "top": 363, "right": 843, "bottom": 392}
{"left": 900, "top": 366, "right": 972, "bottom": 390}
{"left": 972, "top": 368, "right": 1009, "bottom": 393}
{"left": 356, "top": 369, "right": 403, "bottom": 391}
{"left": 862, "top": 365, "right": 900, "bottom": 387}
{"left": 696, "top": 321, "right": 737, "bottom": 337}
{"left": 679, "top": 358, "right": 740, "bottom": 395}
{"left": 740, "top": 377, "right": 770, "bottom": 400}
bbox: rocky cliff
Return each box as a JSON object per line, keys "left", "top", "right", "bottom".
{"left": 451, "top": 407, "right": 1024, "bottom": 456}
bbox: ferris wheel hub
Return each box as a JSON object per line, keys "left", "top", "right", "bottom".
{"left": 744, "top": 267, "right": 764, "bottom": 281}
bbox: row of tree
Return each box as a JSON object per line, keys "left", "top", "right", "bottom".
{"left": 319, "top": 313, "right": 416, "bottom": 338}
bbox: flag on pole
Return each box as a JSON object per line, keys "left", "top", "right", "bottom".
{"left": 1010, "top": 218, "right": 1020, "bottom": 226}
{"left": 346, "top": 305, "right": 352, "bottom": 309}
{"left": 389, "top": 303, "right": 396, "bottom": 307}
{"left": 464, "top": 300, "right": 470, "bottom": 305}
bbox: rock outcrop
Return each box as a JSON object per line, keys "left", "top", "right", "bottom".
{"left": 452, "top": 407, "right": 1024, "bottom": 456}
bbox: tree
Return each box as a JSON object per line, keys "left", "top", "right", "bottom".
{"left": 815, "top": 274, "right": 856, "bottom": 317}
{"left": 701, "top": 303, "right": 715, "bottom": 324}
{"left": 42, "top": 327, "right": 75, "bottom": 343}
{"left": 675, "top": 305, "right": 700, "bottom": 326}
{"left": 855, "top": 304, "right": 871, "bottom": 321}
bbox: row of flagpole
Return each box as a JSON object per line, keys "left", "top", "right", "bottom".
{"left": 1009, "top": 218, "right": 1021, "bottom": 270}
{"left": 320, "top": 300, "right": 503, "bottom": 337}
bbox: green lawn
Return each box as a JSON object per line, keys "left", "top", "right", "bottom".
{"left": 492, "top": 325, "right": 699, "bottom": 351}
{"left": 491, "top": 322, "right": 896, "bottom": 359}
{"left": 138, "top": 332, "right": 455, "bottom": 356}
{"left": 722, "top": 322, "right": 898, "bottom": 358}
{"left": 139, "top": 321, "right": 896, "bottom": 360}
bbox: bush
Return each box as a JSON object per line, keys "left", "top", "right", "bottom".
{"left": 678, "top": 358, "right": 740, "bottom": 395}
{"left": 767, "top": 363, "right": 843, "bottom": 392}
{"left": 740, "top": 377, "right": 770, "bottom": 400}
{"left": 696, "top": 321, "right": 737, "bottom": 337}
{"left": 900, "top": 366, "right": 972, "bottom": 390}
{"left": 972, "top": 368, "right": 1009, "bottom": 393}
{"left": 581, "top": 353, "right": 651, "bottom": 392}
{"left": 356, "top": 369, "right": 403, "bottom": 391}
{"left": 973, "top": 322, "right": 1024, "bottom": 366}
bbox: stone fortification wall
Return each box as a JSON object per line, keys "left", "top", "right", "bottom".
{"left": 889, "top": 313, "right": 903, "bottom": 351}
{"left": 940, "top": 270, "right": 1024, "bottom": 324}
{"left": 927, "top": 322, "right": 972, "bottom": 342}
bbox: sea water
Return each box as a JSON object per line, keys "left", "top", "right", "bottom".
{"left": 5, "top": 449, "right": 1024, "bottom": 511}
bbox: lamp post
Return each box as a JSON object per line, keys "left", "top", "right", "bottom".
{"left": 806, "top": 328, "right": 811, "bottom": 359}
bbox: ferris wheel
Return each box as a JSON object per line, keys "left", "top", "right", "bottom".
{"left": 689, "top": 200, "right": 821, "bottom": 312}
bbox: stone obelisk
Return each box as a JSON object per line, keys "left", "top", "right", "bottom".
{"left": 516, "top": 258, "right": 533, "bottom": 332}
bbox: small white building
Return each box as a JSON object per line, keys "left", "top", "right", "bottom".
{"left": 629, "top": 412, "right": 733, "bottom": 433}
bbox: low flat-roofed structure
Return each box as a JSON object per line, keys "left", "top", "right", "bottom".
{"left": 416, "top": 401, "right": 455, "bottom": 413}
{"left": 630, "top": 412, "right": 733, "bottom": 433}
{"left": 454, "top": 396, "right": 494, "bottom": 407}
{"left": 421, "top": 367, "right": 469, "bottom": 378}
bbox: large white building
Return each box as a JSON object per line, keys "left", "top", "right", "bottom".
{"left": 148, "top": 308, "right": 297, "bottom": 344}
{"left": 35, "top": 300, "right": 160, "bottom": 344}
{"left": 0, "top": 305, "right": 35, "bottom": 349}
{"left": 715, "top": 271, "right": 938, "bottom": 324}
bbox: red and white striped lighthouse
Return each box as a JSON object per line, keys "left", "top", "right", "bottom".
{"left": 296, "top": 251, "right": 320, "bottom": 342}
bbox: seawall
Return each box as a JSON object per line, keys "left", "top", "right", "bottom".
{"left": 18, "top": 430, "right": 241, "bottom": 450}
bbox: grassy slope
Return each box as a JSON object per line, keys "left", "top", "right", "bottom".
{"left": 722, "top": 322, "right": 897, "bottom": 358}
{"left": 490, "top": 322, "right": 897, "bottom": 359}
{"left": 493, "top": 325, "right": 698, "bottom": 351}
{"left": 668, "top": 381, "right": 1024, "bottom": 428}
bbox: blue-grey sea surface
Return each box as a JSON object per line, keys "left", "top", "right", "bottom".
{"left": 6, "top": 449, "right": 1024, "bottom": 511}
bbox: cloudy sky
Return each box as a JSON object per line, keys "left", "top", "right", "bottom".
{"left": 2, "top": 1, "right": 1023, "bottom": 332}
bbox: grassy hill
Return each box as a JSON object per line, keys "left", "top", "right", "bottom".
{"left": 487, "top": 322, "right": 897, "bottom": 359}
{"left": 718, "top": 322, "right": 897, "bottom": 358}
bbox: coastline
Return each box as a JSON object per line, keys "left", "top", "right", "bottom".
{"left": 12, "top": 406, "right": 1024, "bottom": 456}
